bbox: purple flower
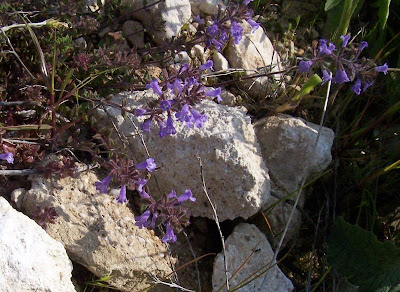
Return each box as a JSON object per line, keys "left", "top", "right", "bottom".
{"left": 212, "top": 38, "right": 224, "bottom": 51}
{"left": 135, "top": 210, "right": 151, "bottom": 229}
{"left": 351, "top": 79, "right": 362, "bottom": 95}
{"left": 322, "top": 70, "right": 332, "bottom": 84}
{"left": 0, "top": 152, "right": 14, "bottom": 164}
{"left": 341, "top": 34, "right": 351, "bottom": 47}
{"left": 149, "top": 212, "right": 158, "bottom": 229}
{"left": 146, "top": 79, "right": 162, "bottom": 96}
{"left": 178, "top": 189, "right": 196, "bottom": 203}
{"left": 193, "top": 15, "right": 203, "bottom": 24}
{"left": 160, "top": 100, "right": 174, "bottom": 112}
{"left": 190, "top": 109, "right": 207, "bottom": 128}
{"left": 333, "top": 70, "right": 350, "bottom": 84}
{"left": 116, "top": 185, "right": 127, "bottom": 204}
{"left": 95, "top": 175, "right": 111, "bottom": 194}
{"left": 136, "top": 158, "right": 157, "bottom": 172}
{"left": 199, "top": 60, "right": 214, "bottom": 71}
{"left": 244, "top": 0, "right": 253, "bottom": 5}
{"left": 319, "top": 39, "right": 336, "bottom": 55}
{"left": 359, "top": 41, "right": 368, "bottom": 51}
{"left": 207, "top": 23, "right": 219, "bottom": 38}
{"left": 139, "top": 190, "right": 151, "bottom": 199}
{"left": 230, "top": 21, "right": 243, "bottom": 45}
{"left": 140, "top": 119, "right": 152, "bottom": 132}
{"left": 167, "top": 190, "right": 177, "bottom": 199}
{"left": 363, "top": 80, "right": 374, "bottom": 91}
{"left": 162, "top": 223, "right": 177, "bottom": 243}
{"left": 375, "top": 63, "right": 388, "bottom": 75}
{"left": 247, "top": 19, "right": 260, "bottom": 32}
{"left": 136, "top": 108, "right": 147, "bottom": 116}
{"left": 298, "top": 60, "right": 313, "bottom": 73}
{"left": 135, "top": 177, "right": 148, "bottom": 192}
{"left": 159, "top": 115, "right": 177, "bottom": 137}
{"left": 206, "top": 87, "right": 222, "bottom": 102}
{"left": 175, "top": 104, "right": 191, "bottom": 123}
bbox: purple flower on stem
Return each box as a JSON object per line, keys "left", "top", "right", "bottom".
{"left": 159, "top": 115, "right": 177, "bottom": 137}
{"left": 212, "top": 38, "right": 224, "bottom": 51}
{"left": 359, "top": 41, "right": 368, "bottom": 51}
{"left": 136, "top": 108, "right": 147, "bottom": 117}
{"left": 139, "top": 190, "right": 151, "bottom": 199}
{"left": 244, "top": 0, "right": 253, "bottom": 5}
{"left": 135, "top": 210, "right": 151, "bottom": 229}
{"left": 207, "top": 23, "right": 219, "bottom": 38}
{"left": 160, "top": 100, "right": 174, "bottom": 112}
{"left": 341, "top": 34, "right": 351, "bottom": 47}
{"left": 363, "top": 80, "right": 374, "bottom": 91}
{"left": 247, "top": 19, "right": 260, "bottom": 32}
{"left": 199, "top": 60, "right": 214, "bottom": 71}
{"left": 95, "top": 175, "right": 111, "bottom": 194}
{"left": 178, "top": 189, "right": 196, "bottom": 203}
{"left": 206, "top": 87, "right": 222, "bottom": 102}
{"left": 375, "top": 63, "right": 388, "bottom": 75}
{"left": 351, "top": 79, "right": 362, "bottom": 95}
{"left": 230, "top": 21, "right": 243, "bottom": 45}
{"left": 167, "top": 190, "right": 177, "bottom": 199}
{"left": 146, "top": 79, "right": 162, "bottom": 96}
{"left": 136, "top": 158, "right": 157, "bottom": 172}
{"left": 298, "top": 60, "right": 313, "bottom": 73}
{"left": 0, "top": 152, "right": 14, "bottom": 164}
{"left": 175, "top": 104, "right": 191, "bottom": 123}
{"left": 140, "top": 119, "right": 152, "bottom": 132}
{"left": 322, "top": 70, "right": 332, "bottom": 84}
{"left": 116, "top": 185, "right": 127, "bottom": 204}
{"left": 333, "top": 70, "right": 350, "bottom": 84}
{"left": 135, "top": 177, "right": 148, "bottom": 192}
{"left": 319, "top": 39, "right": 336, "bottom": 55}
{"left": 190, "top": 109, "right": 207, "bottom": 128}
{"left": 162, "top": 223, "right": 177, "bottom": 243}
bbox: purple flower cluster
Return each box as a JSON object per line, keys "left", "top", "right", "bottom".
{"left": 95, "top": 157, "right": 156, "bottom": 204}
{"left": 298, "top": 34, "right": 389, "bottom": 95}
{"left": 135, "top": 189, "right": 196, "bottom": 243}
{"left": 194, "top": 0, "right": 259, "bottom": 50}
{"left": 136, "top": 62, "right": 222, "bottom": 137}
{"left": 0, "top": 152, "right": 14, "bottom": 164}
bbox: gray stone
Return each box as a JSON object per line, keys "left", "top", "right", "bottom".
{"left": 213, "top": 51, "right": 229, "bottom": 71}
{"left": 121, "top": 0, "right": 191, "bottom": 45}
{"left": 224, "top": 21, "right": 283, "bottom": 99}
{"left": 254, "top": 115, "right": 334, "bottom": 245}
{"left": 10, "top": 187, "right": 26, "bottom": 210}
{"left": 0, "top": 197, "right": 75, "bottom": 292}
{"left": 94, "top": 91, "right": 271, "bottom": 221}
{"left": 122, "top": 20, "right": 145, "bottom": 49}
{"left": 21, "top": 170, "right": 174, "bottom": 291}
{"left": 212, "top": 223, "right": 293, "bottom": 291}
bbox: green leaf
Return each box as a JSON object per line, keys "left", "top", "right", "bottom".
{"left": 328, "top": 217, "right": 400, "bottom": 291}
{"left": 292, "top": 74, "right": 322, "bottom": 101}
{"left": 325, "top": 0, "right": 343, "bottom": 11}
{"left": 377, "top": 0, "right": 391, "bottom": 29}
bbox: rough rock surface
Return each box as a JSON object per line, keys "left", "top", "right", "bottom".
{"left": 212, "top": 223, "right": 293, "bottom": 291}
{"left": 94, "top": 91, "right": 271, "bottom": 221}
{"left": 189, "top": 0, "right": 225, "bottom": 15}
{"left": 20, "top": 170, "right": 174, "bottom": 291}
{"left": 213, "top": 51, "right": 229, "bottom": 71}
{"left": 122, "top": 20, "right": 145, "bottom": 49}
{"left": 254, "top": 114, "right": 334, "bottom": 195}
{"left": 121, "top": 0, "right": 191, "bottom": 45}
{"left": 224, "top": 21, "right": 282, "bottom": 99}
{"left": 254, "top": 114, "right": 334, "bottom": 245}
{"left": 0, "top": 197, "right": 76, "bottom": 292}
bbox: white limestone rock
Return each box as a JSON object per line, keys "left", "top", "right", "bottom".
{"left": 0, "top": 197, "right": 76, "bottom": 292}
{"left": 122, "top": 20, "right": 145, "bottom": 49}
{"left": 94, "top": 91, "right": 271, "bottom": 221}
{"left": 213, "top": 51, "right": 229, "bottom": 71}
{"left": 121, "top": 0, "right": 191, "bottom": 45}
{"left": 20, "top": 170, "right": 174, "bottom": 291}
{"left": 224, "top": 21, "right": 283, "bottom": 99}
{"left": 212, "top": 223, "right": 294, "bottom": 291}
{"left": 254, "top": 115, "right": 334, "bottom": 245}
